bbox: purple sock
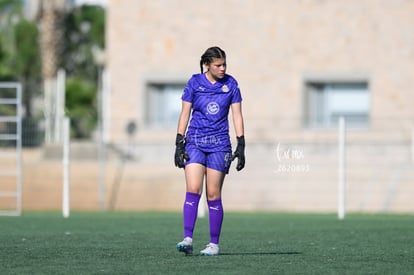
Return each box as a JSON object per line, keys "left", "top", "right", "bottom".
{"left": 183, "top": 192, "right": 201, "bottom": 239}
{"left": 208, "top": 198, "right": 224, "bottom": 245}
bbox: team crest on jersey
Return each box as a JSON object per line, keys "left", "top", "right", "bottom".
{"left": 221, "top": 85, "right": 229, "bottom": 92}
{"left": 207, "top": 102, "right": 220, "bottom": 115}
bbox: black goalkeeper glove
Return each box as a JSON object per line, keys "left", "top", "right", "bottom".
{"left": 232, "top": 136, "right": 245, "bottom": 171}
{"left": 174, "top": 133, "right": 189, "bottom": 168}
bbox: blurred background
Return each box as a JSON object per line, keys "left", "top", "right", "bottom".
{"left": 0, "top": 0, "right": 413, "bottom": 215}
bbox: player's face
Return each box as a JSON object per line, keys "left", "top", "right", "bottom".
{"left": 206, "top": 58, "right": 226, "bottom": 81}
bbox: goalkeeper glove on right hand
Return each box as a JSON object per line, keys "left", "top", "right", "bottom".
{"left": 174, "top": 133, "right": 189, "bottom": 168}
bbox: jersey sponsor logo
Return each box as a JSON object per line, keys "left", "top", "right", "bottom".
{"left": 198, "top": 86, "right": 205, "bottom": 91}
{"left": 221, "top": 85, "right": 229, "bottom": 92}
{"left": 207, "top": 102, "right": 220, "bottom": 115}
{"left": 196, "top": 134, "right": 221, "bottom": 145}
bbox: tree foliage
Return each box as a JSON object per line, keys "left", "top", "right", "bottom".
{"left": 61, "top": 5, "right": 105, "bottom": 138}
{"left": 0, "top": 0, "right": 22, "bottom": 81}
{"left": 0, "top": 2, "right": 106, "bottom": 140}
{"left": 65, "top": 77, "right": 97, "bottom": 139}
{"left": 61, "top": 5, "right": 105, "bottom": 81}
{"left": 14, "top": 19, "right": 41, "bottom": 117}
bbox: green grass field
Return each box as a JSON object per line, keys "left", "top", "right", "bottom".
{"left": 1, "top": 211, "right": 413, "bottom": 274}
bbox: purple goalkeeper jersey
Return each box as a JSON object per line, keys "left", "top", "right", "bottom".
{"left": 182, "top": 73, "right": 242, "bottom": 152}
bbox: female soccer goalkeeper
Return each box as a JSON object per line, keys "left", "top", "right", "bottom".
{"left": 174, "top": 46, "right": 245, "bottom": 256}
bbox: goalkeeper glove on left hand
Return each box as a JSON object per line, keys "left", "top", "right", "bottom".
{"left": 232, "top": 136, "right": 245, "bottom": 171}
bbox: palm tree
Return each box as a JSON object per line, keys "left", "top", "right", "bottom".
{"left": 38, "top": 0, "right": 66, "bottom": 80}
{"left": 36, "top": 0, "right": 66, "bottom": 143}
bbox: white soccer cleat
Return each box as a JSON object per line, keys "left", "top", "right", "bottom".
{"left": 199, "top": 243, "right": 219, "bottom": 256}
{"left": 176, "top": 237, "right": 193, "bottom": 255}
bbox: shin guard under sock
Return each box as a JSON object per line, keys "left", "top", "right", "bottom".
{"left": 183, "top": 192, "right": 201, "bottom": 239}
{"left": 207, "top": 198, "right": 224, "bottom": 244}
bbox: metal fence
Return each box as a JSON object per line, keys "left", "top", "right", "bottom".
{"left": 6, "top": 116, "right": 414, "bottom": 213}
{"left": 0, "top": 82, "right": 22, "bottom": 216}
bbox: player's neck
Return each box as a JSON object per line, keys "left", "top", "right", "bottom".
{"left": 205, "top": 72, "right": 217, "bottom": 84}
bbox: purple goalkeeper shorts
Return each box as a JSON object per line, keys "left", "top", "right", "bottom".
{"left": 185, "top": 144, "right": 233, "bottom": 174}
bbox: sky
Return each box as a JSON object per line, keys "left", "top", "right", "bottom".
{"left": 75, "top": 0, "right": 107, "bottom": 6}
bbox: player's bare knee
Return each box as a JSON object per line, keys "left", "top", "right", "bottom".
{"left": 206, "top": 192, "right": 221, "bottom": 201}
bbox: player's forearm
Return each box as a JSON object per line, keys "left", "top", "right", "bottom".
{"left": 177, "top": 101, "right": 192, "bottom": 135}
{"left": 177, "top": 114, "right": 189, "bottom": 135}
{"left": 233, "top": 114, "right": 244, "bottom": 137}
{"left": 231, "top": 102, "right": 244, "bottom": 137}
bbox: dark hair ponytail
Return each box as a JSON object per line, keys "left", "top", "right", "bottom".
{"left": 200, "top": 46, "right": 226, "bottom": 73}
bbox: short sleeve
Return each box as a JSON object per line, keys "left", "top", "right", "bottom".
{"left": 181, "top": 77, "right": 195, "bottom": 103}
{"left": 231, "top": 81, "right": 242, "bottom": 104}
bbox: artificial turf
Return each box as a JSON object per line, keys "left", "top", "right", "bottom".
{"left": 1, "top": 211, "right": 413, "bottom": 274}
